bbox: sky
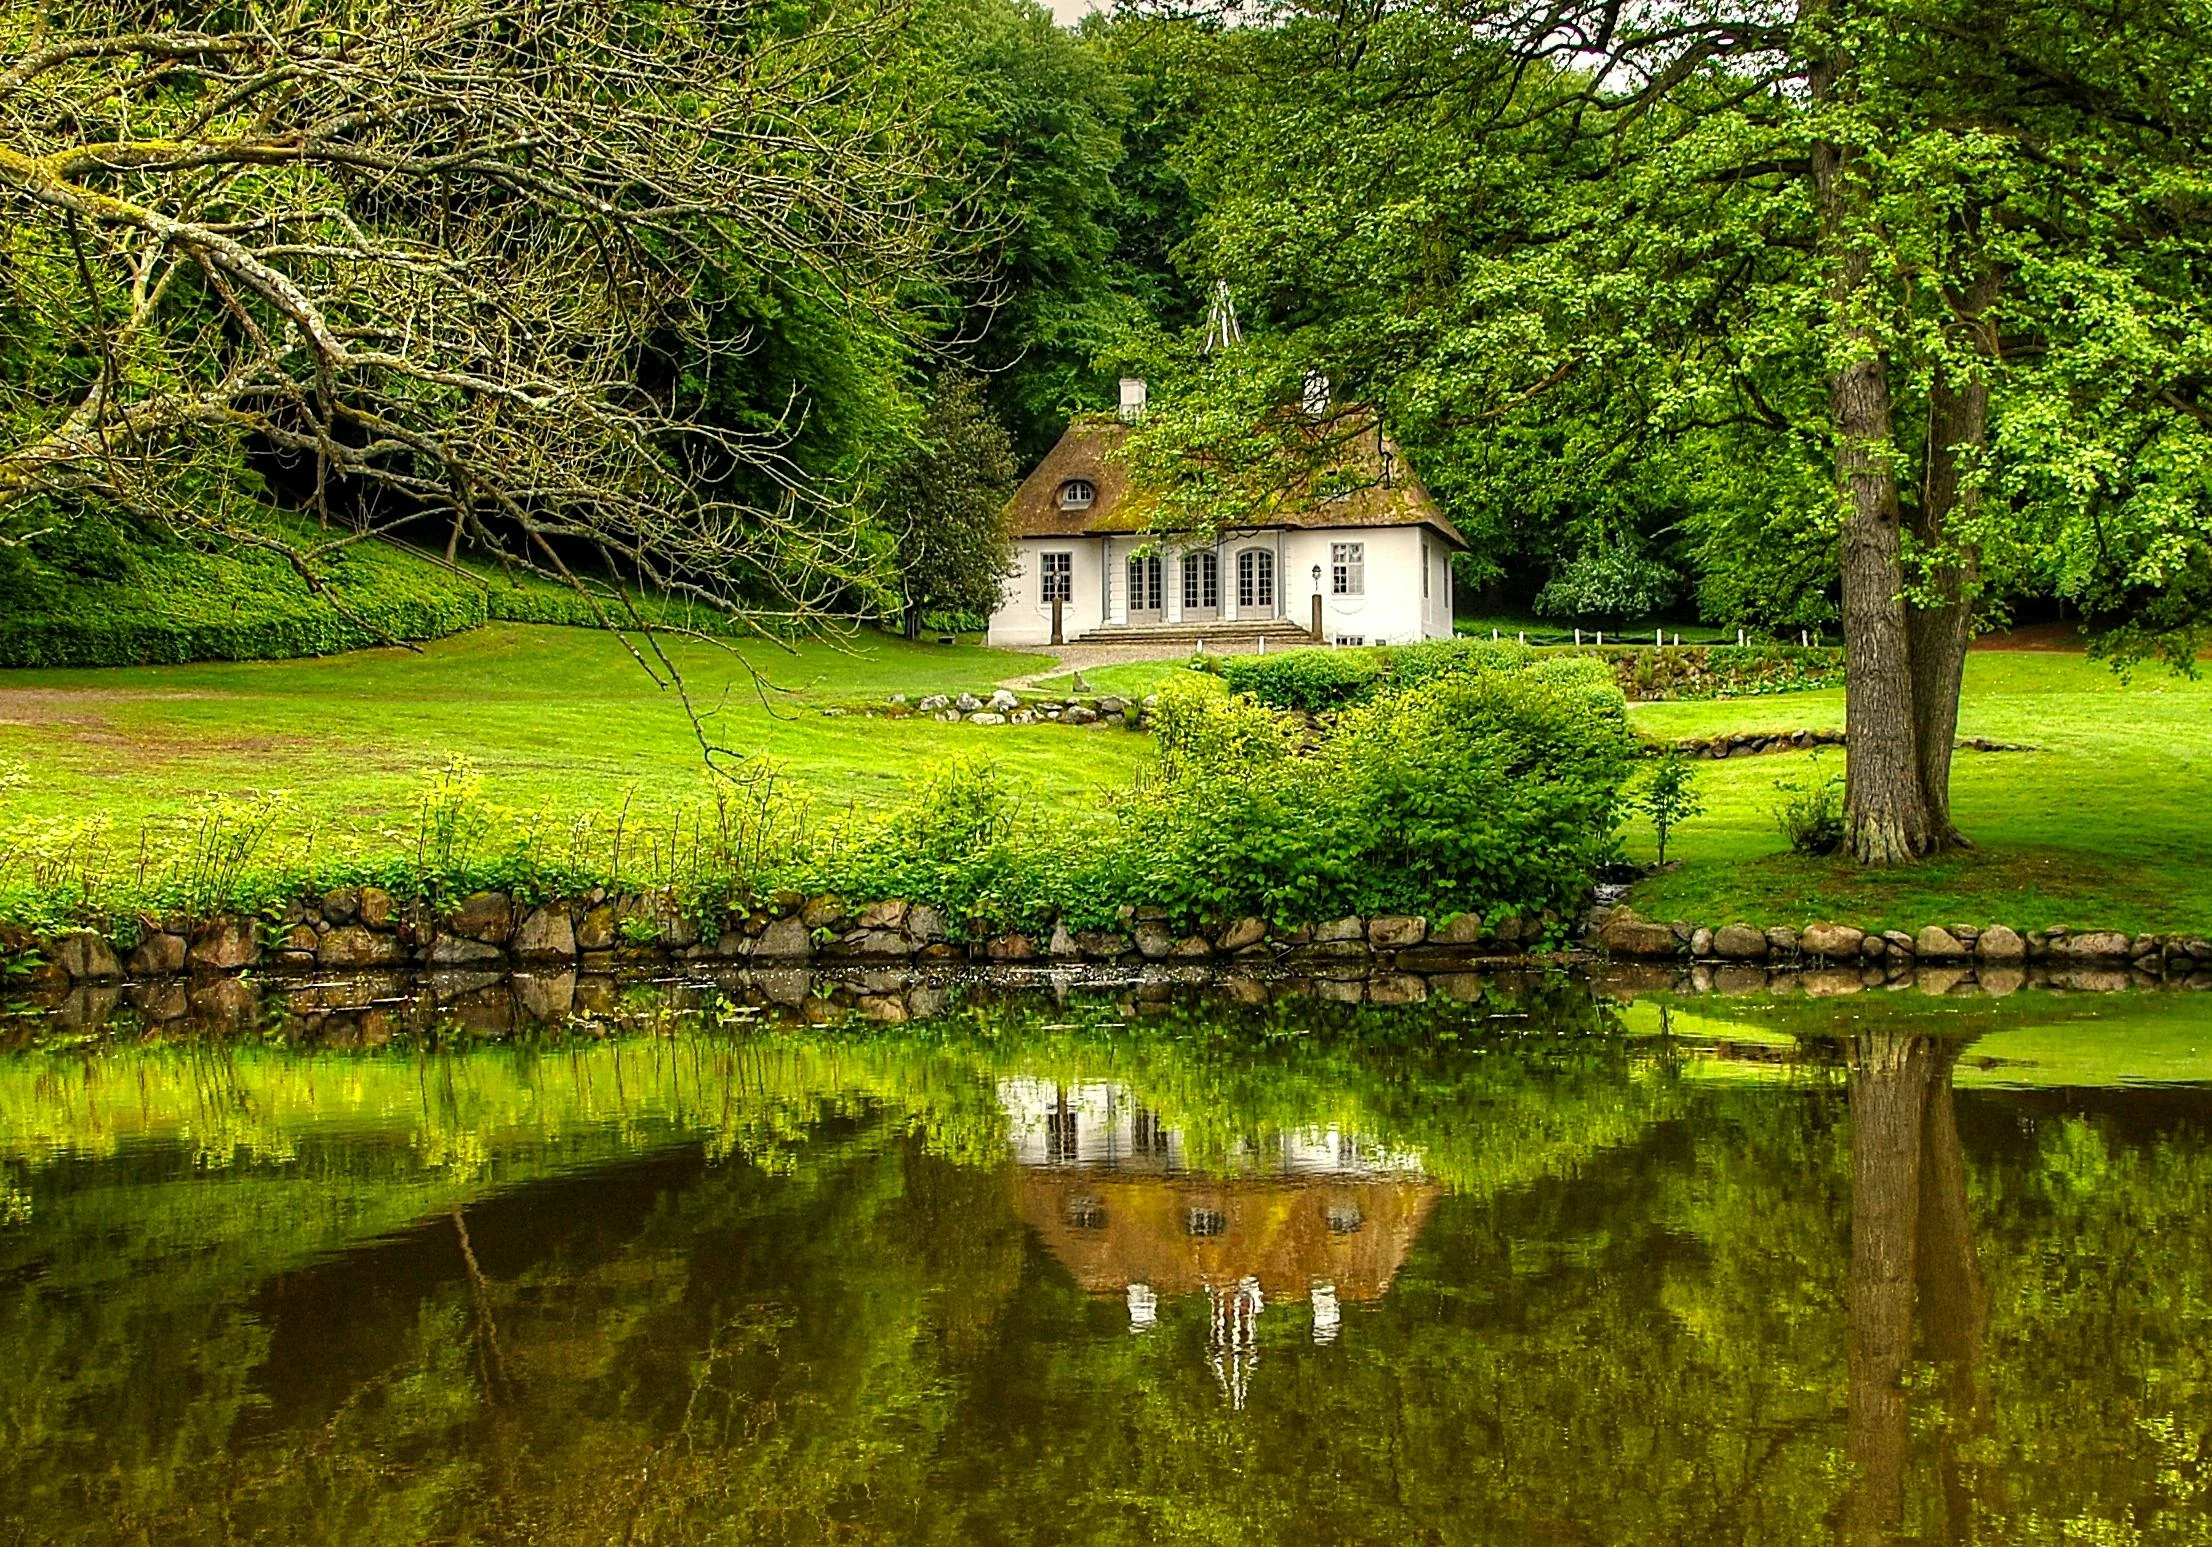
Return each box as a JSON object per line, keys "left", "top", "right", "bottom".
{"left": 1047, "top": 0, "right": 1105, "bottom": 20}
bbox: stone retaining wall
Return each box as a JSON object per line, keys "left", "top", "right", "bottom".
{"left": 1652, "top": 729, "right": 2034, "bottom": 760}
{"left": 4, "top": 890, "right": 1559, "bottom": 987}
{"left": 14, "top": 955, "right": 2205, "bottom": 1046}
{"left": 1595, "top": 907, "right": 2212, "bottom": 976}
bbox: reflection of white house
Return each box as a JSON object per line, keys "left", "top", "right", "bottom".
{"left": 986, "top": 385, "right": 1466, "bottom": 650}
{"left": 997, "top": 1077, "right": 1436, "bottom": 1395}
{"left": 998, "top": 1078, "right": 1423, "bottom": 1179}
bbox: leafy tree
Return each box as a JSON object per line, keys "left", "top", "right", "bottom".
{"left": 881, "top": 376, "right": 1019, "bottom": 638}
{"left": 0, "top": 0, "right": 950, "bottom": 657}
{"left": 1126, "top": 0, "right": 2212, "bottom": 867}
{"left": 1633, "top": 754, "right": 1704, "bottom": 867}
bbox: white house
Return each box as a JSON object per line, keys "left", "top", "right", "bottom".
{"left": 987, "top": 391, "right": 1466, "bottom": 650}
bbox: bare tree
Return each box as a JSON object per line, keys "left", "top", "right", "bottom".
{"left": 0, "top": 0, "right": 956, "bottom": 691}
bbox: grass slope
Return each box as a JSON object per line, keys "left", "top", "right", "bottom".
{"left": 1622, "top": 651, "right": 2212, "bottom": 934}
{"left": 0, "top": 624, "right": 1146, "bottom": 838}
{"left": 5, "top": 623, "right": 2205, "bottom": 935}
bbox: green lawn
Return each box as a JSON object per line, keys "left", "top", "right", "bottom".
{"left": 1027, "top": 658, "right": 1203, "bottom": 698}
{"left": 1622, "top": 651, "right": 2212, "bottom": 935}
{"left": 0, "top": 624, "right": 1145, "bottom": 838}
{"left": 5, "top": 624, "right": 2205, "bottom": 936}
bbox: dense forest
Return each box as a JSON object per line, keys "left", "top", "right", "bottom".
{"left": 4, "top": 0, "right": 2211, "bottom": 861}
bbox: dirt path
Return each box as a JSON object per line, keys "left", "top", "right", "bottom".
{"left": 994, "top": 638, "right": 1275, "bottom": 689}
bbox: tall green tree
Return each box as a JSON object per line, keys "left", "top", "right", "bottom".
{"left": 0, "top": 0, "right": 955, "bottom": 641}
{"left": 879, "top": 374, "right": 1019, "bottom": 638}
{"left": 1130, "top": 0, "right": 2212, "bottom": 865}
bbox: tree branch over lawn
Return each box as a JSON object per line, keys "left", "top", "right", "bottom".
{"left": 0, "top": 0, "right": 966, "bottom": 679}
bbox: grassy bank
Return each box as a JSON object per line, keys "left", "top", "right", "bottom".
{"left": 0, "top": 623, "right": 1143, "bottom": 835}
{"left": 5, "top": 623, "right": 2208, "bottom": 939}
{"left": 1621, "top": 651, "right": 2212, "bottom": 934}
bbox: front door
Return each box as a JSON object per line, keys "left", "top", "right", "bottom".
{"left": 1181, "top": 550, "right": 1220, "bottom": 622}
{"left": 1236, "top": 547, "right": 1276, "bottom": 615}
{"left": 1127, "top": 553, "right": 1165, "bottom": 624}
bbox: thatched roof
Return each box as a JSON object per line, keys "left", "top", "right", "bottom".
{"left": 1018, "top": 1171, "right": 1440, "bottom": 1302}
{"left": 1005, "top": 415, "right": 1468, "bottom": 548}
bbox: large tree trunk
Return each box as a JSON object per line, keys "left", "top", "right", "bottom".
{"left": 1906, "top": 269, "right": 1999, "bottom": 846}
{"left": 1833, "top": 356, "right": 1933, "bottom": 865}
{"left": 1905, "top": 380, "right": 1984, "bottom": 847}
{"left": 1811, "top": 17, "right": 1934, "bottom": 865}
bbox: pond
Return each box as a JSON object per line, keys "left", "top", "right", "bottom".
{"left": 2, "top": 970, "right": 2209, "bottom": 1543}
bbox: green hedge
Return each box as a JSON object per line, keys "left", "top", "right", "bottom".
{"left": 1212, "top": 638, "right": 1845, "bottom": 710}
{"left": 1212, "top": 647, "right": 1389, "bottom": 710}
{"left": 0, "top": 516, "right": 750, "bottom": 668}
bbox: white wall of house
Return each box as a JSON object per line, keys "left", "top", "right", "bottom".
{"left": 990, "top": 537, "right": 1108, "bottom": 646}
{"left": 1280, "top": 527, "right": 1453, "bottom": 645}
{"left": 988, "top": 527, "right": 1456, "bottom": 647}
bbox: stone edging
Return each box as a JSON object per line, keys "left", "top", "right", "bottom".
{"left": 874, "top": 690, "right": 1156, "bottom": 729}
{"left": 1652, "top": 730, "right": 2035, "bottom": 760}
{"left": 5, "top": 890, "right": 1558, "bottom": 986}
{"left": 1595, "top": 908, "right": 2211, "bottom": 975}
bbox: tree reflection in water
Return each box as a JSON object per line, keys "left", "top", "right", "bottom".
{"left": 1, "top": 982, "right": 2209, "bottom": 1544}
{"left": 1842, "top": 1031, "right": 1989, "bottom": 1545}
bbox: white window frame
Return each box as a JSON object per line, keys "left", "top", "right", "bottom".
{"left": 1041, "top": 550, "right": 1073, "bottom": 603}
{"left": 1127, "top": 552, "right": 1162, "bottom": 611}
{"left": 1183, "top": 551, "right": 1219, "bottom": 609}
{"left": 1331, "top": 541, "right": 1365, "bottom": 597}
{"left": 1334, "top": 635, "right": 1366, "bottom": 648}
{"left": 1422, "top": 538, "right": 1430, "bottom": 599}
{"left": 1236, "top": 548, "right": 1275, "bottom": 609}
{"left": 1058, "top": 479, "right": 1096, "bottom": 510}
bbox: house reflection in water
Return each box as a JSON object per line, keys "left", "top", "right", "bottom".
{"left": 1000, "top": 1079, "right": 1439, "bottom": 1406}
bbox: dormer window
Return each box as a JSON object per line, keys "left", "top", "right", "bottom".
{"left": 1058, "top": 478, "right": 1096, "bottom": 510}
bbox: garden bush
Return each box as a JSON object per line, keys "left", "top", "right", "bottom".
{"left": 1213, "top": 647, "right": 1387, "bottom": 710}
{"left": 1132, "top": 654, "right": 1635, "bottom": 934}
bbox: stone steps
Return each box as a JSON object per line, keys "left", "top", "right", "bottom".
{"left": 1073, "top": 619, "right": 1316, "bottom": 647}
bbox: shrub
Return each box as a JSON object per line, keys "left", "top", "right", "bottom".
{"left": 0, "top": 512, "right": 754, "bottom": 667}
{"left": 1533, "top": 542, "right": 1680, "bottom": 622}
{"left": 1605, "top": 644, "right": 1843, "bottom": 702}
{"left": 1213, "top": 638, "right": 1836, "bottom": 713}
{"left": 1149, "top": 675, "right": 1295, "bottom": 780}
{"left": 1771, "top": 756, "right": 1847, "bottom": 855}
{"left": 1131, "top": 654, "right": 1635, "bottom": 934}
{"left": 1214, "top": 647, "right": 1387, "bottom": 710}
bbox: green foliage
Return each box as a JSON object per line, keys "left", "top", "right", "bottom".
{"left": 1211, "top": 646, "right": 1387, "bottom": 711}
{"left": 1771, "top": 756, "right": 1848, "bottom": 858}
{"left": 0, "top": 507, "right": 791, "bottom": 667}
{"left": 1609, "top": 644, "right": 1846, "bottom": 702}
{"left": 1134, "top": 654, "right": 1634, "bottom": 930}
{"left": 879, "top": 375, "right": 1019, "bottom": 636}
{"left": 1148, "top": 674, "right": 1295, "bottom": 780}
{"left": 1213, "top": 639, "right": 1837, "bottom": 712}
{"left": 1534, "top": 541, "right": 1680, "bottom": 625}
{"left": 1633, "top": 755, "right": 1705, "bottom": 866}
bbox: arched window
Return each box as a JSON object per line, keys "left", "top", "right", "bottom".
{"left": 1126, "top": 553, "right": 1162, "bottom": 612}
{"left": 1058, "top": 478, "right": 1096, "bottom": 510}
{"left": 1236, "top": 548, "right": 1275, "bottom": 609}
{"left": 1182, "top": 550, "right": 1219, "bottom": 609}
